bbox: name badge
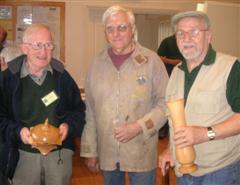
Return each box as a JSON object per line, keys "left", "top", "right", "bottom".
{"left": 41, "top": 91, "right": 59, "bottom": 107}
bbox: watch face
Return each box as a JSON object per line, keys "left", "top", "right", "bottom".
{"left": 207, "top": 127, "right": 215, "bottom": 140}
{"left": 208, "top": 131, "right": 215, "bottom": 138}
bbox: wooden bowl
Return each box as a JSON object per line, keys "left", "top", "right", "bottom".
{"left": 29, "top": 119, "right": 62, "bottom": 155}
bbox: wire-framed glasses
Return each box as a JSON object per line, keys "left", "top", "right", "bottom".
{"left": 176, "top": 28, "right": 207, "bottom": 39}
{"left": 23, "top": 42, "right": 55, "bottom": 50}
{"left": 105, "top": 24, "right": 131, "bottom": 34}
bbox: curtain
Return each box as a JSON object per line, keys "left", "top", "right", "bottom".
{"left": 158, "top": 20, "right": 173, "bottom": 48}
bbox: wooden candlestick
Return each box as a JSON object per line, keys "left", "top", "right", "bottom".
{"left": 166, "top": 99, "right": 197, "bottom": 174}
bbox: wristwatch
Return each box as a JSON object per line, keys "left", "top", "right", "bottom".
{"left": 207, "top": 127, "right": 216, "bottom": 140}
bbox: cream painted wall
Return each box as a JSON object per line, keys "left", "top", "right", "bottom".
{"left": 135, "top": 14, "right": 161, "bottom": 52}
{"left": 65, "top": 4, "right": 89, "bottom": 87}
{"left": 239, "top": 8, "right": 240, "bottom": 57}
{"left": 205, "top": 1, "right": 240, "bottom": 57}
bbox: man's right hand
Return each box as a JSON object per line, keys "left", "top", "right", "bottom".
{"left": 84, "top": 157, "right": 100, "bottom": 172}
{"left": 158, "top": 147, "right": 174, "bottom": 176}
{"left": 20, "top": 127, "right": 31, "bottom": 144}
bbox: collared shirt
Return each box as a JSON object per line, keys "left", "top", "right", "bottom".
{"left": 179, "top": 46, "right": 240, "bottom": 112}
{"left": 20, "top": 60, "right": 53, "bottom": 86}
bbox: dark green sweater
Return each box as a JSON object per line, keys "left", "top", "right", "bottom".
{"left": 19, "top": 72, "right": 58, "bottom": 153}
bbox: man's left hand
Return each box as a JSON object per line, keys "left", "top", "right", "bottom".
{"left": 174, "top": 126, "right": 208, "bottom": 148}
{"left": 59, "top": 123, "right": 69, "bottom": 141}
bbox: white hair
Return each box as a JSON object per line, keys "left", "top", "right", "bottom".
{"left": 102, "top": 5, "right": 135, "bottom": 27}
{"left": 22, "top": 23, "right": 52, "bottom": 43}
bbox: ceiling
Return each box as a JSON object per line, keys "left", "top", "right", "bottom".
{"left": 208, "top": 0, "right": 240, "bottom": 3}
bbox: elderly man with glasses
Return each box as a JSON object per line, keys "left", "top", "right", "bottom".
{"left": 80, "top": 5, "right": 169, "bottom": 185}
{"left": 0, "top": 24, "right": 85, "bottom": 185}
{"left": 159, "top": 11, "right": 240, "bottom": 185}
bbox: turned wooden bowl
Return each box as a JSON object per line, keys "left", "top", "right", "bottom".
{"left": 29, "top": 119, "right": 62, "bottom": 155}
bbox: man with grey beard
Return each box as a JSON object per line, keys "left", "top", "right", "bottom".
{"left": 159, "top": 11, "right": 240, "bottom": 185}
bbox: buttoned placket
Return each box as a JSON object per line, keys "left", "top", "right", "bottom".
{"left": 114, "top": 70, "right": 121, "bottom": 162}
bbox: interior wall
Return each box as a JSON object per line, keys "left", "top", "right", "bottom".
{"left": 239, "top": 8, "right": 240, "bottom": 57}
{"left": 65, "top": 4, "right": 88, "bottom": 87}
{"left": 135, "top": 14, "right": 160, "bottom": 52}
{"left": 65, "top": 5, "right": 107, "bottom": 87}
{"left": 205, "top": 1, "right": 240, "bottom": 57}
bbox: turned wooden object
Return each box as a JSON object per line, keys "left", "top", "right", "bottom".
{"left": 29, "top": 119, "right": 62, "bottom": 155}
{"left": 166, "top": 99, "right": 197, "bottom": 174}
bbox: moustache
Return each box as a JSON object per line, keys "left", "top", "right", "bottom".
{"left": 182, "top": 44, "right": 196, "bottom": 48}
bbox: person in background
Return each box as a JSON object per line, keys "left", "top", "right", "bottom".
{"left": 80, "top": 5, "right": 169, "bottom": 185}
{"left": 157, "top": 34, "right": 184, "bottom": 139}
{"left": 157, "top": 34, "right": 184, "bottom": 76}
{"left": 0, "top": 45, "right": 23, "bottom": 71}
{"left": 0, "top": 26, "right": 7, "bottom": 53}
{"left": 0, "top": 24, "right": 85, "bottom": 185}
{"left": 159, "top": 11, "right": 240, "bottom": 185}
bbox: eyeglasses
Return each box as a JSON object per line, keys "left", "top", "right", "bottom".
{"left": 23, "top": 42, "right": 55, "bottom": 50}
{"left": 175, "top": 28, "right": 207, "bottom": 39}
{"left": 105, "top": 24, "right": 131, "bottom": 34}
